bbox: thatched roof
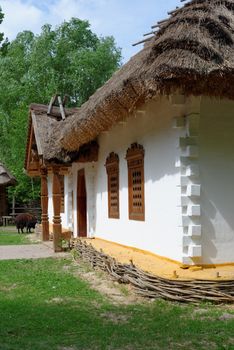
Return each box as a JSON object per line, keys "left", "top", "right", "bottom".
{"left": 0, "top": 163, "right": 17, "bottom": 186}
{"left": 25, "top": 104, "right": 82, "bottom": 165}
{"left": 28, "top": 0, "right": 234, "bottom": 162}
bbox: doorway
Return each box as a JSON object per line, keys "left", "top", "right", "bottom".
{"left": 77, "top": 169, "right": 87, "bottom": 237}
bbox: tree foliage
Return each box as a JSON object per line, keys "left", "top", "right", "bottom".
{"left": 0, "top": 18, "right": 122, "bottom": 204}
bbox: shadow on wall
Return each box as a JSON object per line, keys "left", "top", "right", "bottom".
{"left": 200, "top": 97, "right": 234, "bottom": 264}
{"left": 200, "top": 191, "right": 217, "bottom": 263}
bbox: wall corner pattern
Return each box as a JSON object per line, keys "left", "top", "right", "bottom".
{"left": 174, "top": 113, "right": 202, "bottom": 265}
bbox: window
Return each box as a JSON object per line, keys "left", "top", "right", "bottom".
{"left": 105, "top": 153, "right": 119, "bottom": 219}
{"left": 126, "top": 143, "right": 145, "bottom": 221}
{"left": 59, "top": 175, "right": 65, "bottom": 213}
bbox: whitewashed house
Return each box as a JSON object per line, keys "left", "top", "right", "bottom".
{"left": 25, "top": 0, "right": 234, "bottom": 266}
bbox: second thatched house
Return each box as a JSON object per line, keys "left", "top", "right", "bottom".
{"left": 0, "top": 163, "right": 17, "bottom": 219}
{"left": 25, "top": 0, "right": 234, "bottom": 267}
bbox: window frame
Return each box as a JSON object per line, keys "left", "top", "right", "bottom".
{"left": 126, "top": 143, "right": 145, "bottom": 221}
{"left": 105, "top": 152, "right": 120, "bottom": 219}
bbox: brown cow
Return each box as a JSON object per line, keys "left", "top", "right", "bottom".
{"left": 15, "top": 213, "right": 37, "bottom": 234}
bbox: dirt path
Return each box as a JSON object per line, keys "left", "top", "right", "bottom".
{"left": 0, "top": 243, "right": 69, "bottom": 260}
{"left": 71, "top": 259, "right": 143, "bottom": 305}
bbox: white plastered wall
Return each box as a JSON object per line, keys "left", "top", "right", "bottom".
{"left": 199, "top": 97, "right": 234, "bottom": 264}
{"left": 93, "top": 97, "right": 186, "bottom": 262}
{"left": 46, "top": 94, "right": 206, "bottom": 263}
{"left": 44, "top": 96, "right": 234, "bottom": 265}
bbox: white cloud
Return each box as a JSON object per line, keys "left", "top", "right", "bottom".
{"left": 1, "top": 0, "right": 43, "bottom": 39}
{"left": 0, "top": 0, "right": 182, "bottom": 61}
{"left": 48, "top": 0, "right": 86, "bottom": 23}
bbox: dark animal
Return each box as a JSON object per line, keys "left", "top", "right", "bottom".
{"left": 15, "top": 213, "right": 37, "bottom": 234}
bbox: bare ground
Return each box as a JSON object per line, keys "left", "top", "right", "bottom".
{"left": 69, "top": 257, "right": 143, "bottom": 305}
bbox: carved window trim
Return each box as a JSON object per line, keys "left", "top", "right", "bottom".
{"left": 126, "top": 143, "right": 145, "bottom": 221}
{"left": 105, "top": 153, "right": 119, "bottom": 219}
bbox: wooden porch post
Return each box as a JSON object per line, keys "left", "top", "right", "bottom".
{"left": 52, "top": 166, "right": 62, "bottom": 252}
{"left": 40, "top": 167, "right": 49, "bottom": 241}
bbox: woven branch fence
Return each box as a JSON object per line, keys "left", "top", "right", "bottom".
{"left": 72, "top": 239, "right": 234, "bottom": 304}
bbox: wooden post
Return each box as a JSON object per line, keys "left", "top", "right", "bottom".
{"left": 52, "top": 166, "right": 62, "bottom": 252}
{"left": 40, "top": 167, "right": 49, "bottom": 241}
{"left": 12, "top": 195, "right": 15, "bottom": 217}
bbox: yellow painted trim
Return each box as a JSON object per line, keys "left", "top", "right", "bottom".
{"left": 93, "top": 236, "right": 183, "bottom": 266}
{"left": 92, "top": 236, "right": 234, "bottom": 268}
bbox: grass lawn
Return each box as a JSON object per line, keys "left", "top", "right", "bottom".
{"left": 0, "top": 258, "right": 233, "bottom": 350}
{"left": 0, "top": 227, "right": 34, "bottom": 245}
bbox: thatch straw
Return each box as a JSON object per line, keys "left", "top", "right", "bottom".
{"left": 0, "top": 163, "right": 17, "bottom": 186}
{"left": 25, "top": 104, "right": 81, "bottom": 166}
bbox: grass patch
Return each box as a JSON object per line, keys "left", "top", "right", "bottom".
{"left": 0, "top": 227, "right": 33, "bottom": 245}
{"left": 0, "top": 258, "right": 233, "bottom": 350}
{"left": 0, "top": 232, "right": 32, "bottom": 245}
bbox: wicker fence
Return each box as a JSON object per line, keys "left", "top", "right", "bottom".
{"left": 73, "top": 239, "right": 234, "bottom": 304}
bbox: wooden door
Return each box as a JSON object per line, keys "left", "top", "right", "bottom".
{"left": 77, "top": 169, "right": 87, "bottom": 237}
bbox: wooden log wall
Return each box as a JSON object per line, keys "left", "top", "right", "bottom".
{"left": 73, "top": 239, "right": 234, "bottom": 304}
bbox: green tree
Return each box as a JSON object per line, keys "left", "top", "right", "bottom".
{"left": 0, "top": 18, "right": 122, "bottom": 204}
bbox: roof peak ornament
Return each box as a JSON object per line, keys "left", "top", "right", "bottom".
{"left": 47, "top": 94, "right": 69, "bottom": 120}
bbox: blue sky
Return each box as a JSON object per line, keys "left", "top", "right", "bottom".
{"left": 1, "top": 0, "right": 182, "bottom": 62}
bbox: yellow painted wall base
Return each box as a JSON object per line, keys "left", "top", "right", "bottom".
{"left": 82, "top": 237, "right": 234, "bottom": 281}
{"left": 95, "top": 236, "right": 183, "bottom": 266}
{"left": 94, "top": 236, "right": 234, "bottom": 268}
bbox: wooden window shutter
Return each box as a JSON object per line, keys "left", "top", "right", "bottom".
{"left": 126, "top": 143, "right": 145, "bottom": 221}
{"left": 105, "top": 153, "right": 120, "bottom": 219}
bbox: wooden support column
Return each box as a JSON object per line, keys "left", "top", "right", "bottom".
{"left": 40, "top": 167, "right": 49, "bottom": 241}
{"left": 52, "top": 166, "right": 62, "bottom": 252}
